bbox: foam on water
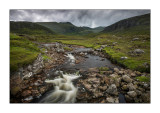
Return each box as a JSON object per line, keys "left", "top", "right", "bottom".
{"left": 39, "top": 72, "right": 81, "bottom": 103}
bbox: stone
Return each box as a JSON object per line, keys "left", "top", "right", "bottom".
{"left": 88, "top": 68, "right": 99, "bottom": 72}
{"left": 133, "top": 49, "right": 144, "bottom": 54}
{"left": 130, "top": 73, "right": 136, "bottom": 77}
{"left": 122, "top": 85, "right": 128, "bottom": 91}
{"left": 127, "top": 83, "right": 136, "bottom": 91}
{"left": 118, "top": 71, "right": 124, "bottom": 75}
{"left": 99, "top": 86, "right": 107, "bottom": 91}
{"left": 120, "top": 56, "right": 128, "bottom": 60}
{"left": 127, "top": 91, "right": 137, "bottom": 98}
{"left": 106, "top": 97, "right": 115, "bottom": 103}
{"left": 122, "top": 75, "right": 132, "bottom": 83}
{"left": 114, "top": 68, "right": 119, "bottom": 73}
{"left": 132, "top": 38, "right": 139, "bottom": 41}
{"left": 106, "top": 84, "right": 118, "bottom": 95}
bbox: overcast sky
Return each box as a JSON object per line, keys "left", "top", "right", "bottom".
{"left": 10, "top": 9, "right": 150, "bottom": 28}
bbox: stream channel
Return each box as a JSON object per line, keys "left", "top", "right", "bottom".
{"left": 34, "top": 43, "right": 125, "bottom": 103}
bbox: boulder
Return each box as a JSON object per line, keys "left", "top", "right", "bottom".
{"left": 106, "top": 84, "right": 118, "bottom": 95}
{"left": 122, "top": 75, "right": 132, "bottom": 83}
{"left": 127, "top": 91, "right": 137, "bottom": 98}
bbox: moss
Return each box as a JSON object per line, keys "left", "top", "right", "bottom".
{"left": 136, "top": 76, "right": 150, "bottom": 82}
{"left": 99, "top": 67, "right": 109, "bottom": 71}
{"left": 42, "top": 55, "right": 51, "bottom": 60}
{"left": 63, "top": 47, "right": 73, "bottom": 51}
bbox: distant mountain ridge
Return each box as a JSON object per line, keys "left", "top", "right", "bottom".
{"left": 101, "top": 13, "right": 150, "bottom": 35}
{"left": 36, "top": 22, "right": 105, "bottom": 35}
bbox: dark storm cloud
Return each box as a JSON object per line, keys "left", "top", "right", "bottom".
{"left": 10, "top": 9, "right": 150, "bottom": 28}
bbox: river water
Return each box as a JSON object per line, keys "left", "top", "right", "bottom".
{"left": 36, "top": 44, "right": 123, "bottom": 103}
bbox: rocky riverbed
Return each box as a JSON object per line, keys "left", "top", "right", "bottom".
{"left": 10, "top": 42, "right": 150, "bottom": 103}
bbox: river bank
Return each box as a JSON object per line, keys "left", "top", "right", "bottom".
{"left": 10, "top": 42, "right": 150, "bottom": 103}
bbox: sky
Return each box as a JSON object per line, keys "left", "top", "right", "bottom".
{"left": 10, "top": 9, "right": 150, "bottom": 28}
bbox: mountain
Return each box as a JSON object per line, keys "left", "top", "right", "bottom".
{"left": 102, "top": 13, "right": 150, "bottom": 35}
{"left": 10, "top": 21, "right": 56, "bottom": 35}
{"left": 36, "top": 22, "right": 104, "bottom": 35}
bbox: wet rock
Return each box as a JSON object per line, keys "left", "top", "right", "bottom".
{"left": 127, "top": 91, "right": 137, "bottom": 98}
{"left": 118, "top": 71, "right": 124, "bottom": 75}
{"left": 122, "top": 75, "right": 132, "bottom": 83}
{"left": 106, "top": 84, "right": 118, "bottom": 95}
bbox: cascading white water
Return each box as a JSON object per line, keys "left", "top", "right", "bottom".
{"left": 65, "top": 53, "right": 75, "bottom": 65}
{"left": 39, "top": 72, "right": 81, "bottom": 103}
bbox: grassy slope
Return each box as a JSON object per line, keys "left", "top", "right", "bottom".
{"left": 10, "top": 34, "right": 40, "bottom": 72}
{"left": 10, "top": 21, "right": 56, "bottom": 35}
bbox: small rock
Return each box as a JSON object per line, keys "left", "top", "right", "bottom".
{"left": 127, "top": 91, "right": 137, "bottom": 98}
{"left": 127, "top": 83, "right": 136, "bottom": 91}
{"left": 122, "top": 75, "right": 132, "bottom": 83}
{"left": 132, "top": 38, "right": 139, "bottom": 41}
{"left": 120, "top": 56, "right": 128, "bottom": 60}
{"left": 122, "top": 85, "right": 128, "bottom": 91}
{"left": 130, "top": 73, "right": 136, "bottom": 77}
{"left": 106, "top": 97, "right": 115, "bottom": 103}
{"left": 133, "top": 49, "right": 144, "bottom": 54}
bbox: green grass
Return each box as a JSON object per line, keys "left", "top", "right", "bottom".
{"left": 63, "top": 47, "right": 73, "bottom": 51}
{"left": 99, "top": 67, "right": 109, "bottom": 71}
{"left": 42, "top": 55, "right": 51, "bottom": 60}
{"left": 50, "top": 33, "right": 150, "bottom": 73}
{"left": 10, "top": 33, "right": 40, "bottom": 72}
{"left": 136, "top": 76, "right": 150, "bottom": 82}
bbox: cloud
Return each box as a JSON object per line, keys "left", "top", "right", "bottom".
{"left": 10, "top": 9, "right": 150, "bottom": 28}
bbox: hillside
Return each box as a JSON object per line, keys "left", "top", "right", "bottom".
{"left": 10, "top": 21, "right": 56, "bottom": 35}
{"left": 102, "top": 13, "right": 150, "bottom": 35}
{"left": 37, "top": 22, "right": 104, "bottom": 35}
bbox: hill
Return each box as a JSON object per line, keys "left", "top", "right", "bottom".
{"left": 10, "top": 21, "right": 56, "bottom": 35}
{"left": 102, "top": 13, "right": 150, "bottom": 35}
{"left": 36, "top": 22, "right": 104, "bottom": 35}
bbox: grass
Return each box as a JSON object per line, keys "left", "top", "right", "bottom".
{"left": 63, "top": 47, "right": 73, "bottom": 51}
{"left": 136, "top": 76, "right": 150, "bottom": 82}
{"left": 10, "top": 33, "right": 40, "bottom": 73}
{"left": 42, "top": 54, "right": 51, "bottom": 60}
{"left": 49, "top": 33, "right": 150, "bottom": 73}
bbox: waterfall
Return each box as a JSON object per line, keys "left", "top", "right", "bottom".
{"left": 39, "top": 72, "right": 80, "bottom": 103}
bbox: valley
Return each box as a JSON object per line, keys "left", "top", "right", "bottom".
{"left": 10, "top": 13, "right": 150, "bottom": 103}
